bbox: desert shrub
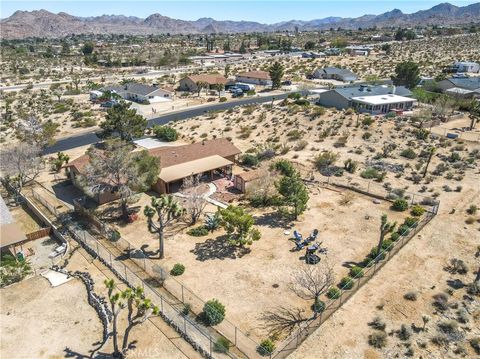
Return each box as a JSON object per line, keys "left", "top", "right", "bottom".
{"left": 360, "top": 167, "right": 385, "bottom": 182}
{"left": 457, "top": 308, "right": 469, "bottom": 323}
{"left": 404, "top": 291, "right": 418, "bottom": 301}
{"left": 438, "top": 320, "right": 459, "bottom": 334}
{"left": 390, "top": 232, "right": 400, "bottom": 241}
{"left": 214, "top": 336, "right": 231, "bottom": 353}
{"left": 392, "top": 199, "right": 409, "bottom": 211}
{"left": 294, "top": 140, "right": 308, "bottom": 151}
{"left": 398, "top": 224, "right": 410, "bottom": 236}
{"left": 349, "top": 266, "right": 364, "bottom": 278}
{"left": 294, "top": 99, "right": 310, "bottom": 106}
{"left": 403, "top": 217, "right": 418, "bottom": 227}
{"left": 241, "top": 154, "right": 259, "bottom": 167}
{"left": 153, "top": 125, "right": 178, "bottom": 141}
{"left": 314, "top": 151, "right": 339, "bottom": 170}
{"left": 369, "top": 316, "right": 386, "bottom": 331}
{"left": 170, "top": 263, "right": 185, "bottom": 276}
{"left": 344, "top": 158, "right": 358, "bottom": 173}
{"left": 181, "top": 303, "right": 191, "bottom": 315}
{"left": 187, "top": 226, "right": 209, "bottom": 237}
{"left": 381, "top": 239, "right": 394, "bottom": 251}
{"left": 398, "top": 324, "right": 412, "bottom": 340}
{"left": 368, "top": 331, "right": 387, "bottom": 348}
{"left": 467, "top": 205, "right": 478, "bottom": 215}
{"left": 286, "top": 129, "right": 304, "bottom": 140}
{"left": 339, "top": 276, "right": 354, "bottom": 290}
{"left": 470, "top": 337, "right": 480, "bottom": 354}
{"left": 313, "top": 299, "right": 325, "bottom": 313}
{"left": 448, "top": 258, "right": 469, "bottom": 274}
{"left": 432, "top": 293, "right": 449, "bottom": 311}
{"left": 410, "top": 205, "right": 426, "bottom": 217}
{"left": 327, "top": 287, "right": 341, "bottom": 299}
{"left": 257, "top": 339, "right": 275, "bottom": 356}
{"left": 272, "top": 159, "right": 296, "bottom": 177}
{"left": 203, "top": 299, "right": 226, "bottom": 326}
{"left": 362, "top": 117, "right": 374, "bottom": 126}
{"left": 401, "top": 148, "right": 417, "bottom": 159}
{"left": 219, "top": 97, "right": 227, "bottom": 102}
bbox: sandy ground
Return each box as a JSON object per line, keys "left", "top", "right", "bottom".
{"left": 289, "top": 180, "right": 480, "bottom": 359}
{"left": 0, "top": 275, "right": 104, "bottom": 359}
{"left": 105, "top": 186, "right": 409, "bottom": 342}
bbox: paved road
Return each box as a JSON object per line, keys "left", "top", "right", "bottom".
{"left": 44, "top": 92, "right": 290, "bottom": 154}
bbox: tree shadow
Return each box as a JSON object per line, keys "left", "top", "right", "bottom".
{"left": 191, "top": 235, "right": 251, "bottom": 261}
{"left": 51, "top": 182, "right": 84, "bottom": 206}
{"left": 342, "top": 260, "right": 362, "bottom": 269}
{"left": 447, "top": 278, "right": 465, "bottom": 290}
{"left": 63, "top": 347, "right": 113, "bottom": 359}
{"left": 254, "top": 211, "right": 293, "bottom": 229}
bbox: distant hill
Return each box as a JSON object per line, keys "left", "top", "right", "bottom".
{"left": 1, "top": 2, "right": 480, "bottom": 39}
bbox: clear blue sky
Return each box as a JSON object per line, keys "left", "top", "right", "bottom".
{"left": 1, "top": 1, "right": 479, "bottom": 22}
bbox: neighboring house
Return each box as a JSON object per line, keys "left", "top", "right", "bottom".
{"left": 312, "top": 67, "right": 358, "bottom": 82}
{"left": 0, "top": 196, "right": 27, "bottom": 255}
{"left": 345, "top": 45, "right": 372, "bottom": 56}
{"left": 235, "top": 71, "right": 272, "bottom": 86}
{"left": 324, "top": 48, "right": 341, "bottom": 56}
{"left": 437, "top": 77, "right": 480, "bottom": 98}
{"left": 302, "top": 52, "right": 326, "bottom": 59}
{"left": 65, "top": 138, "right": 242, "bottom": 201}
{"left": 317, "top": 84, "right": 415, "bottom": 114}
{"left": 102, "top": 82, "right": 174, "bottom": 103}
{"left": 234, "top": 168, "right": 269, "bottom": 194}
{"left": 178, "top": 73, "right": 229, "bottom": 92}
{"left": 450, "top": 61, "right": 480, "bottom": 73}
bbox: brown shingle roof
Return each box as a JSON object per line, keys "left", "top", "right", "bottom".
{"left": 186, "top": 74, "right": 228, "bottom": 85}
{"left": 237, "top": 71, "right": 271, "bottom": 80}
{"left": 149, "top": 138, "right": 241, "bottom": 168}
{"left": 63, "top": 154, "right": 90, "bottom": 173}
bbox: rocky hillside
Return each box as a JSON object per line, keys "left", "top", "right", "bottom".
{"left": 1, "top": 2, "right": 479, "bottom": 39}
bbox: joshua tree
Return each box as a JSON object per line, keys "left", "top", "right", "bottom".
{"left": 422, "top": 147, "right": 436, "bottom": 178}
{"left": 469, "top": 101, "right": 480, "bottom": 131}
{"left": 376, "top": 214, "right": 396, "bottom": 263}
{"left": 144, "top": 195, "right": 183, "bottom": 259}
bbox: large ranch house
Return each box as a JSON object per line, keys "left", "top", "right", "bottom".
{"left": 317, "top": 84, "right": 416, "bottom": 114}
{"left": 64, "top": 139, "right": 241, "bottom": 203}
{"left": 100, "top": 81, "right": 175, "bottom": 103}
{"left": 178, "top": 73, "right": 229, "bottom": 92}
{"left": 235, "top": 70, "right": 272, "bottom": 86}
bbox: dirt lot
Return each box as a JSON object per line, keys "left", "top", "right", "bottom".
{"left": 109, "top": 186, "right": 410, "bottom": 341}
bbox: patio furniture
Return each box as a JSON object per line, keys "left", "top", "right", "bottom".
{"left": 294, "top": 241, "right": 306, "bottom": 251}
{"left": 305, "top": 253, "right": 320, "bottom": 265}
{"left": 306, "top": 229, "right": 319, "bottom": 242}
{"left": 293, "top": 230, "right": 303, "bottom": 242}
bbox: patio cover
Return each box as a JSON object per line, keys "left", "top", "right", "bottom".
{"left": 0, "top": 223, "right": 27, "bottom": 248}
{"left": 159, "top": 155, "right": 233, "bottom": 183}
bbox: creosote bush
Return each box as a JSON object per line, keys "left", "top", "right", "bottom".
{"left": 214, "top": 336, "right": 231, "bottom": 353}
{"left": 202, "top": 299, "right": 226, "bottom": 326}
{"left": 368, "top": 331, "right": 387, "bottom": 348}
{"left": 349, "top": 266, "right": 364, "bottom": 278}
{"left": 339, "top": 276, "right": 354, "bottom": 290}
{"left": 170, "top": 263, "right": 185, "bottom": 276}
{"left": 392, "top": 199, "right": 409, "bottom": 212}
{"left": 403, "top": 291, "right": 418, "bottom": 301}
{"left": 327, "top": 287, "right": 341, "bottom": 299}
{"left": 257, "top": 339, "right": 275, "bottom": 356}
{"left": 410, "top": 204, "right": 426, "bottom": 217}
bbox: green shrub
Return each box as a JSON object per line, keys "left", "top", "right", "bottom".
{"left": 181, "top": 303, "right": 191, "bottom": 315}
{"left": 214, "top": 336, "right": 231, "bottom": 353}
{"left": 381, "top": 239, "right": 394, "bottom": 251}
{"left": 368, "top": 331, "right": 387, "bottom": 348}
{"left": 361, "top": 167, "right": 386, "bottom": 182}
{"left": 241, "top": 153, "right": 259, "bottom": 167}
{"left": 313, "top": 299, "right": 325, "bottom": 313}
{"left": 339, "top": 276, "right": 354, "bottom": 290}
{"left": 153, "top": 125, "right": 178, "bottom": 141}
{"left": 400, "top": 148, "right": 417, "bottom": 159}
{"left": 362, "top": 117, "right": 374, "bottom": 126}
{"left": 170, "top": 263, "right": 185, "bottom": 276}
{"left": 390, "top": 232, "right": 400, "bottom": 241}
{"left": 403, "top": 217, "right": 418, "bottom": 227}
{"left": 219, "top": 97, "right": 227, "bottom": 102}
{"left": 327, "top": 287, "right": 341, "bottom": 299}
{"left": 187, "top": 226, "right": 209, "bottom": 237}
{"left": 294, "top": 99, "right": 310, "bottom": 106}
{"left": 203, "top": 299, "right": 226, "bottom": 326}
{"left": 398, "top": 224, "right": 410, "bottom": 236}
{"left": 368, "top": 247, "right": 385, "bottom": 261}
{"left": 410, "top": 204, "right": 425, "bottom": 217}
{"left": 392, "top": 199, "right": 409, "bottom": 211}
{"left": 350, "top": 266, "right": 364, "bottom": 278}
{"left": 257, "top": 339, "right": 275, "bottom": 356}
{"left": 272, "top": 159, "right": 296, "bottom": 177}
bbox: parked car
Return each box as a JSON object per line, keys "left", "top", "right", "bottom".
{"left": 232, "top": 89, "right": 244, "bottom": 98}
{"left": 282, "top": 80, "right": 292, "bottom": 86}
{"left": 229, "top": 86, "right": 240, "bottom": 93}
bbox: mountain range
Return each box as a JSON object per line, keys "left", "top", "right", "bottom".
{"left": 1, "top": 2, "right": 480, "bottom": 40}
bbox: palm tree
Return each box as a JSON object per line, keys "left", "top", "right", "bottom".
{"left": 144, "top": 195, "right": 183, "bottom": 259}
{"left": 422, "top": 147, "right": 436, "bottom": 178}
{"left": 376, "top": 214, "right": 396, "bottom": 263}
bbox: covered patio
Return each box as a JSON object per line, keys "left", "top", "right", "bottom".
{"left": 153, "top": 155, "right": 233, "bottom": 194}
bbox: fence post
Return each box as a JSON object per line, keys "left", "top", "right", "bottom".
{"left": 209, "top": 336, "right": 212, "bottom": 357}
{"left": 181, "top": 285, "right": 184, "bottom": 303}
{"left": 96, "top": 241, "right": 100, "bottom": 255}
{"left": 235, "top": 326, "right": 237, "bottom": 346}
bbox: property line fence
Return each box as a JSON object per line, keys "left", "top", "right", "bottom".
{"left": 271, "top": 207, "right": 436, "bottom": 358}
{"left": 322, "top": 176, "right": 440, "bottom": 215}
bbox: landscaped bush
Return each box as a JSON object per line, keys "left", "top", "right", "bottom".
{"left": 398, "top": 224, "right": 410, "bottom": 236}
{"left": 327, "top": 287, "right": 341, "bottom": 299}
{"left": 257, "top": 339, "right": 275, "bottom": 356}
{"left": 241, "top": 153, "right": 259, "bottom": 167}
{"left": 187, "top": 226, "right": 209, "bottom": 237}
{"left": 410, "top": 204, "right": 426, "bottom": 217}
{"left": 381, "top": 239, "right": 394, "bottom": 251}
{"left": 339, "top": 276, "right": 354, "bottom": 290}
{"left": 349, "top": 266, "right": 364, "bottom": 278}
{"left": 392, "top": 199, "right": 409, "bottom": 211}
{"left": 403, "top": 217, "right": 418, "bottom": 228}
{"left": 368, "top": 247, "right": 385, "bottom": 261}
{"left": 170, "top": 263, "right": 185, "bottom": 276}
{"left": 213, "top": 336, "right": 231, "bottom": 353}
{"left": 390, "top": 232, "right": 400, "bottom": 241}
{"left": 153, "top": 125, "right": 178, "bottom": 141}
{"left": 313, "top": 299, "right": 325, "bottom": 313}
{"left": 203, "top": 299, "right": 226, "bottom": 326}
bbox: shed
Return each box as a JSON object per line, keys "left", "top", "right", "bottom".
{"left": 234, "top": 168, "right": 269, "bottom": 193}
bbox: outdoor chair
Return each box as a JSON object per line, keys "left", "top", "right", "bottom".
{"left": 294, "top": 241, "right": 305, "bottom": 251}
{"left": 306, "top": 229, "right": 319, "bottom": 242}
{"left": 293, "top": 230, "right": 303, "bottom": 242}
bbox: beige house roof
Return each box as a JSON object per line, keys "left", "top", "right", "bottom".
{"left": 236, "top": 168, "right": 269, "bottom": 182}
{"left": 184, "top": 74, "right": 228, "bottom": 85}
{"left": 159, "top": 155, "right": 232, "bottom": 183}
{"left": 237, "top": 71, "right": 271, "bottom": 80}
{"left": 0, "top": 223, "right": 27, "bottom": 248}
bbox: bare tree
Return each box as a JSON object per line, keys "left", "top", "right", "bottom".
{"left": 16, "top": 115, "right": 58, "bottom": 148}
{"left": 291, "top": 262, "right": 334, "bottom": 317}
{"left": 0, "top": 143, "right": 42, "bottom": 190}
{"left": 260, "top": 306, "right": 307, "bottom": 337}
{"left": 181, "top": 175, "right": 207, "bottom": 225}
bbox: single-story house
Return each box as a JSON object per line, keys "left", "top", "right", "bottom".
{"left": 449, "top": 61, "right": 480, "bottom": 73}
{"left": 324, "top": 48, "right": 341, "bottom": 56}
{"left": 178, "top": 74, "right": 229, "bottom": 92}
{"left": 437, "top": 77, "right": 480, "bottom": 97}
{"left": 317, "top": 84, "right": 415, "bottom": 114}
{"left": 102, "top": 82, "right": 174, "bottom": 103}
{"left": 64, "top": 138, "right": 242, "bottom": 201}
{"left": 234, "top": 168, "right": 269, "bottom": 193}
{"left": 149, "top": 139, "right": 241, "bottom": 194}
{"left": 345, "top": 45, "right": 372, "bottom": 56}
{"left": 302, "top": 52, "right": 326, "bottom": 59}
{"left": 235, "top": 71, "right": 272, "bottom": 86}
{"left": 0, "top": 196, "right": 27, "bottom": 254}
{"left": 312, "top": 67, "right": 358, "bottom": 82}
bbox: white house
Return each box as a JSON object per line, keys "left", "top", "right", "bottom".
{"left": 102, "top": 82, "right": 174, "bottom": 103}
{"left": 452, "top": 62, "right": 480, "bottom": 73}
